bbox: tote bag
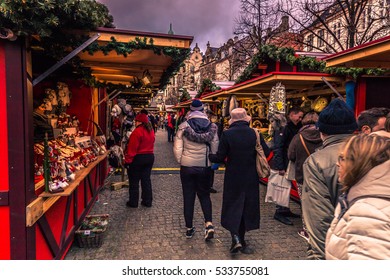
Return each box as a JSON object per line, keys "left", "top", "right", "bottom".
{"left": 265, "top": 169, "right": 291, "bottom": 207}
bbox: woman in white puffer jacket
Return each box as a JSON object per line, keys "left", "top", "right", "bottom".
{"left": 325, "top": 134, "right": 390, "bottom": 260}
{"left": 173, "top": 99, "right": 219, "bottom": 241}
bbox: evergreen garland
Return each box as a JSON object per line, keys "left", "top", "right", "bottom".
{"left": 179, "top": 88, "right": 191, "bottom": 102}
{"left": 0, "top": 0, "right": 114, "bottom": 38}
{"left": 65, "top": 36, "right": 190, "bottom": 89}
{"left": 195, "top": 79, "right": 221, "bottom": 98}
{"left": 235, "top": 45, "right": 386, "bottom": 83}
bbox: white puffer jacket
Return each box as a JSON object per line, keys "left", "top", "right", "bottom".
{"left": 173, "top": 111, "right": 219, "bottom": 167}
{"left": 325, "top": 160, "right": 390, "bottom": 260}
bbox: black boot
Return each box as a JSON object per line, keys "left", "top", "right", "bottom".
{"left": 240, "top": 240, "right": 255, "bottom": 254}
{"left": 230, "top": 235, "right": 242, "bottom": 254}
{"left": 274, "top": 212, "right": 293, "bottom": 225}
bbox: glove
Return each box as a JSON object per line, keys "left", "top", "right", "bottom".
{"left": 211, "top": 163, "right": 220, "bottom": 170}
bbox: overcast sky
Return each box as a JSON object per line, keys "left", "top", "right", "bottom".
{"left": 98, "top": 0, "right": 241, "bottom": 53}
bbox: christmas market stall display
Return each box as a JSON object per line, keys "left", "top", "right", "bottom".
{"left": 0, "top": 0, "right": 193, "bottom": 259}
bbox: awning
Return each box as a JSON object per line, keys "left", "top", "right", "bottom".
{"left": 201, "top": 72, "right": 344, "bottom": 100}
{"left": 78, "top": 27, "right": 193, "bottom": 91}
{"left": 323, "top": 35, "right": 390, "bottom": 68}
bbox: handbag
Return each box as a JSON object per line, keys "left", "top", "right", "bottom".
{"left": 285, "top": 160, "right": 296, "bottom": 181}
{"left": 253, "top": 128, "right": 270, "bottom": 178}
{"left": 265, "top": 169, "right": 291, "bottom": 207}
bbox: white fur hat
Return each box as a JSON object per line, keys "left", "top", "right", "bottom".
{"left": 228, "top": 108, "right": 251, "bottom": 125}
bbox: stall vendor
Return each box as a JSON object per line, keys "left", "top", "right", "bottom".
{"left": 33, "top": 99, "right": 54, "bottom": 142}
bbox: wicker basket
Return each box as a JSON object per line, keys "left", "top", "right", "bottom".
{"left": 75, "top": 214, "right": 109, "bottom": 248}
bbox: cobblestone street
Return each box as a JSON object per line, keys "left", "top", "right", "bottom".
{"left": 65, "top": 128, "right": 307, "bottom": 260}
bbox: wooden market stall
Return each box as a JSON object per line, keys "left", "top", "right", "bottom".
{"left": 0, "top": 28, "right": 192, "bottom": 260}
{"left": 323, "top": 35, "right": 390, "bottom": 112}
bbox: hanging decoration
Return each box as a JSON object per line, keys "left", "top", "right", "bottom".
{"left": 268, "top": 82, "right": 286, "bottom": 117}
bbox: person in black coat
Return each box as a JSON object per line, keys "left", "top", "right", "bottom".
{"left": 269, "top": 107, "right": 303, "bottom": 226}
{"left": 209, "top": 108, "right": 270, "bottom": 254}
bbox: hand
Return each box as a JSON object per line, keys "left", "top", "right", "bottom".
{"left": 211, "top": 163, "right": 220, "bottom": 170}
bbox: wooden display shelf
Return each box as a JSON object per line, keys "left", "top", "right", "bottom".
{"left": 26, "top": 152, "right": 107, "bottom": 227}
{"left": 39, "top": 153, "right": 107, "bottom": 198}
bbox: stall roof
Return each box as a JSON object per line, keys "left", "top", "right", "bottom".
{"left": 324, "top": 35, "right": 390, "bottom": 68}
{"left": 201, "top": 72, "right": 344, "bottom": 100}
{"left": 78, "top": 27, "right": 193, "bottom": 90}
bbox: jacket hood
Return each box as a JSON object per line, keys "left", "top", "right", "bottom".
{"left": 348, "top": 160, "right": 390, "bottom": 202}
{"left": 184, "top": 121, "right": 217, "bottom": 144}
{"left": 187, "top": 111, "right": 210, "bottom": 133}
{"left": 321, "top": 134, "right": 351, "bottom": 149}
{"left": 300, "top": 125, "right": 322, "bottom": 144}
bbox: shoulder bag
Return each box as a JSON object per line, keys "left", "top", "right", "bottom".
{"left": 253, "top": 128, "right": 271, "bottom": 178}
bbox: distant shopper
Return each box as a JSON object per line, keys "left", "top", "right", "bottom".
{"left": 287, "top": 112, "right": 322, "bottom": 241}
{"left": 357, "top": 107, "right": 389, "bottom": 134}
{"left": 302, "top": 98, "right": 358, "bottom": 260}
{"left": 206, "top": 110, "right": 222, "bottom": 194}
{"left": 209, "top": 108, "right": 270, "bottom": 254}
{"left": 173, "top": 100, "right": 219, "bottom": 240}
{"left": 326, "top": 134, "right": 390, "bottom": 259}
{"left": 124, "top": 113, "right": 155, "bottom": 208}
{"left": 167, "top": 113, "right": 176, "bottom": 142}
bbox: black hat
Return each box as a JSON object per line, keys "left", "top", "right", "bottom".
{"left": 190, "top": 99, "right": 204, "bottom": 111}
{"left": 317, "top": 98, "right": 357, "bottom": 135}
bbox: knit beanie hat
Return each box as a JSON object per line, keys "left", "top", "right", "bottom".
{"left": 317, "top": 98, "right": 358, "bottom": 135}
{"left": 190, "top": 99, "right": 204, "bottom": 111}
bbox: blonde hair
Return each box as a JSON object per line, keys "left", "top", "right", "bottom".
{"left": 340, "top": 134, "right": 390, "bottom": 192}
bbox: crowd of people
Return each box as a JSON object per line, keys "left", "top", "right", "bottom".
{"left": 122, "top": 99, "right": 390, "bottom": 259}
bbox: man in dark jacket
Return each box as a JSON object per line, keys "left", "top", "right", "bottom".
{"left": 270, "top": 107, "right": 304, "bottom": 225}
{"left": 302, "top": 98, "right": 358, "bottom": 260}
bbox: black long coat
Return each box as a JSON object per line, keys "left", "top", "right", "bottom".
{"left": 209, "top": 121, "right": 270, "bottom": 233}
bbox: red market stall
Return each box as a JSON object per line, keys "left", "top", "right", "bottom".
{"left": 324, "top": 35, "right": 390, "bottom": 112}
{"left": 0, "top": 28, "right": 192, "bottom": 260}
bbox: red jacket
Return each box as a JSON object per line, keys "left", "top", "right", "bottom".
{"left": 124, "top": 125, "right": 155, "bottom": 164}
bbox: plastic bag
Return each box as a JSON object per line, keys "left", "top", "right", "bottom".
{"left": 265, "top": 169, "right": 291, "bottom": 207}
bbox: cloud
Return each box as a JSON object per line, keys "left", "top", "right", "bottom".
{"left": 98, "top": 0, "right": 241, "bottom": 52}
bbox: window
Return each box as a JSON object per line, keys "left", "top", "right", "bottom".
{"left": 337, "top": 22, "right": 341, "bottom": 39}
{"left": 362, "top": 10, "right": 366, "bottom": 29}
{"left": 306, "top": 34, "right": 314, "bottom": 51}
{"left": 318, "top": 30, "right": 324, "bottom": 47}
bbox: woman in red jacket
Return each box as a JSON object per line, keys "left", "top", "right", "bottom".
{"left": 124, "top": 113, "right": 155, "bottom": 208}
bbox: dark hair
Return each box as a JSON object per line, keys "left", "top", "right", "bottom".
{"left": 302, "top": 112, "right": 319, "bottom": 126}
{"left": 385, "top": 113, "right": 390, "bottom": 132}
{"left": 140, "top": 109, "right": 148, "bottom": 115}
{"left": 33, "top": 98, "right": 44, "bottom": 109}
{"left": 288, "top": 107, "right": 304, "bottom": 115}
{"left": 142, "top": 122, "right": 154, "bottom": 132}
{"left": 357, "top": 107, "right": 390, "bottom": 130}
